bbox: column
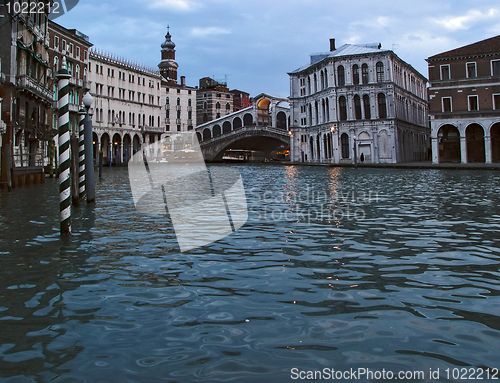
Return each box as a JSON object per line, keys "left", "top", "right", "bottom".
{"left": 431, "top": 137, "right": 439, "bottom": 164}
{"left": 460, "top": 136, "right": 467, "bottom": 164}
{"left": 485, "top": 135, "right": 492, "bottom": 163}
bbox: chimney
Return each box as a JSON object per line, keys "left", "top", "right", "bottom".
{"left": 330, "top": 38, "right": 336, "bottom": 51}
{"left": 180, "top": 76, "right": 185, "bottom": 86}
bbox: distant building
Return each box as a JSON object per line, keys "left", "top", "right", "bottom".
{"left": 87, "top": 50, "right": 163, "bottom": 165}
{"left": 289, "top": 38, "right": 429, "bottom": 164}
{"left": 48, "top": 20, "right": 93, "bottom": 140}
{"left": 230, "top": 89, "right": 252, "bottom": 112}
{"left": 427, "top": 35, "right": 500, "bottom": 163}
{"left": 196, "top": 77, "right": 233, "bottom": 125}
{"left": 85, "top": 29, "right": 196, "bottom": 165}
{"left": 1, "top": 2, "right": 53, "bottom": 188}
{"left": 159, "top": 30, "right": 197, "bottom": 132}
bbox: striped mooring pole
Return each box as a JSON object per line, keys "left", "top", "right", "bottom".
{"left": 78, "top": 107, "right": 86, "bottom": 200}
{"left": 57, "top": 57, "right": 72, "bottom": 236}
{"left": 48, "top": 138, "right": 54, "bottom": 177}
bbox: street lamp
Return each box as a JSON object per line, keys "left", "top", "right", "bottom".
{"left": 82, "top": 91, "right": 95, "bottom": 203}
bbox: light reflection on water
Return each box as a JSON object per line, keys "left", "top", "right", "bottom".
{"left": 0, "top": 165, "right": 500, "bottom": 382}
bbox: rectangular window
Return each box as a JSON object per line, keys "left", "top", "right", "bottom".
{"left": 54, "top": 36, "right": 59, "bottom": 49}
{"left": 62, "top": 40, "right": 66, "bottom": 51}
{"left": 494, "top": 94, "right": 500, "bottom": 110}
{"left": 440, "top": 65, "right": 450, "bottom": 80}
{"left": 468, "top": 95, "right": 479, "bottom": 111}
{"left": 76, "top": 46, "right": 80, "bottom": 58}
{"left": 466, "top": 62, "right": 476, "bottom": 78}
{"left": 442, "top": 97, "right": 452, "bottom": 112}
{"left": 69, "top": 43, "right": 73, "bottom": 54}
{"left": 492, "top": 60, "right": 500, "bottom": 76}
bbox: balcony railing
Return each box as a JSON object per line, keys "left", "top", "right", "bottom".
{"left": 141, "top": 126, "right": 164, "bottom": 133}
{"left": 16, "top": 75, "right": 53, "bottom": 101}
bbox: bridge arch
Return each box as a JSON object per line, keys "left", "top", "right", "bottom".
{"left": 257, "top": 98, "right": 271, "bottom": 126}
{"left": 203, "top": 128, "right": 212, "bottom": 141}
{"left": 243, "top": 113, "right": 253, "bottom": 127}
{"left": 234, "top": 117, "right": 242, "bottom": 130}
{"left": 223, "top": 121, "right": 232, "bottom": 134}
{"left": 277, "top": 111, "right": 287, "bottom": 130}
{"left": 196, "top": 132, "right": 202, "bottom": 144}
{"left": 213, "top": 124, "right": 222, "bottom": 138}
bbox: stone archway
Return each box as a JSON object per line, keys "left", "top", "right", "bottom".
{"left": 233, "top": 117, "right": 242, "bottom": 130}
{"left": 123, "top": 134, "right": 132, "bottom": 164}
{"left": 276, "top": 111, "right": 287, "bottom": 130}
{"left": 112, "top": 133, "right": 122, "bottom": 165}
{"left": 491, "top": 123, "right": 500, "bottom": 163}
{"left": 466, "top": 123, "right": 485, "bottom": 163}
{"left": 223, "top": 121, "right": 231, "bottom": 134}
{"left": 257, "top": 99, "right": 271, "bottom": 126}
{"left": 213, "top": 125, "right": 222, "bottom": 138}
{"left": 101, "top": 133, "right": 110, "bottom": 165}
{"left": 438, "top": 124, "right": 460, "bottom": 163}
{"left": 203, "top": 128, "right": 212, "bottom": 141}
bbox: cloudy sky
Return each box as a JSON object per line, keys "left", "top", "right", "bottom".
{"left": 57, "top": 0, "right": 500, "bottom": 97}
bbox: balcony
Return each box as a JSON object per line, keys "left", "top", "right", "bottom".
{"left": 176, "top": 105, "right": 182, "bottom": 111}
{"left": 141, "top": 126, "right": 164, "bottom": 133}
{"left": 16, "top": 75, "right": 53, "bottom": 102}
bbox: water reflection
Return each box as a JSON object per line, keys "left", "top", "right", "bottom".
{"left": 0, "top": 166, "right": 499, "bottom": 381}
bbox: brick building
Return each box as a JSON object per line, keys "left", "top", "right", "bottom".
{"left": 196, "top": 77, "right": 233, "bottom": 125}
{"left": 427, "top": 35, "right": 500, "bottom": 163}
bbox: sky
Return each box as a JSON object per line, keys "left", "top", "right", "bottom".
{"left": 56, "top": 0, "right": 500, "bottom": 98}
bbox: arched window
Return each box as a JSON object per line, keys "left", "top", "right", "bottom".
{"left": 203, "top": 101, "right": 207, "bottom": 110}
{"left": 363, "top": 95, "right": 371, "bottom": 119}
{"left": 166, "top": 97, "right": 169, "bottom": 104}
{"left": 354, "top": 95, "right": 362, "bottom": 120}
{"left": 226, "top": 103, "right": 230, "bottom": 111}
{"left": 314, "top": 73, "right": 317, "bottom": 93}
{"left": 339, "top": 96, "right": 347, "bottom": 121}
{"left": 378, "top": 93, "right": 387, "bottom": 118}
{"left": 352, "top": 64, "right": 359, "bottom": 85}
{"left": 337, "top": 66, "right": 345, "bottom": 86}
{"left": 361, "top": 63, "right": 368, "bottom": 84}
{"left": 188, "top": 99, "right": 191, "bottom": 106}
{"left": 307, "top": 76, "right": 311, "bottom": 94}
{"left": 320, "top": 71, "right": 324, "bottom": 90}
{"left": 324, "top": 68, "right": 328, "bottom": 88}
{"left": 341, "top": 133, "right": 349, "bottom": 159}
{"left": 216, "top": 102, "right": 221, "bottom": 110}
{"left": 177, "top": 97, "right": 180, "bottom": 106}
{"left": 376, "top": 62, "right": 384, "bottom": 82}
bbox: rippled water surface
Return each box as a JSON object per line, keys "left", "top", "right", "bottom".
{"left": 1, "top": 165, "right": 500, "bottom": 382}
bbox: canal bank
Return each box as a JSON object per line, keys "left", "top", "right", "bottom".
{"left": 288, "top": 160, "right": 500, "bottom": 170}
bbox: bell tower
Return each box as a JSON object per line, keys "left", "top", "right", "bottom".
{"left": 158, "top": 26, "right": 178, "bottom": 83}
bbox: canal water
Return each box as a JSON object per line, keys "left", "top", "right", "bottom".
{"left": 0, "top": 165, "right": 499, "bottom": 382}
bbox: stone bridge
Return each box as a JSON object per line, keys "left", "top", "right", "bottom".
{"left": 194, "top": 93, "right": 291, "bottom": 161}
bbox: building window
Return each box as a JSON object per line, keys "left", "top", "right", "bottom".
{"left": 188, "top": 99, "right": 191, "bottom": 106}
{"left": 69, "top": 43, "right": 73, "bottom": 54}
{"left": 468, "top": 95, "right": 479, "bottom": 111}
{"left": 166, "top": 97, "right": 169, "bottom": 104}
{"left": 440, "top": 64, "right": 450, "bottom": 80}
{"left": 341, "top": 133, "right": 349, "bottom": 159}
{"left": 442, "top": 97, "right": 452, "bottom": 112}
{"left": 376, "top": 62, "right": 384, "bottom": 82}
{"left": 337, "top": 65, "right": 345, "bottom": 86}
{"left": 177, "top": 97, "right": 180, "bottom": 106}
{"left": 466, "top": 62, "right": 476, "bottom": 78}
{"left": 352, "top": 64, "right": 359, "bottom": 85}
{"left": 54, "top": 36, "right": 59, "bottom": 49}
{"left": 493, "top": 94, "right": 500, "bottom": 110}
{"left": 62, "top": 40, "right": 66, "bottom": 51}
{"left": 354, "top": 95, "right": 362, "bottom": 120}
{"left": 339, "top": 96, "right": 347, "bottom": 121}
{"left": 361, "top": 64, "right": 369, "bottom": 84}
{"left": 492, "top": 60, "right": 500, "bottom": 76}
{"left": 378, "top": 93, "right": 387, "bottom": 118}
{"left": 363, "top": 94, "right": 371, "bottom": 119}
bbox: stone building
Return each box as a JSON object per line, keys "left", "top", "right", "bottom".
{"left": 87, "top": 50, "right": 163, "bottom": 165}
{"left": 196, "top": 77, "right": 233, "bottom": 125}
{"left": 0, "top": 1, "right": 53, "bottom": 188}
{"left": 427, "top": 35, "right": 500, "bottom": 163}
{"left": 289, "top": 39, "right": 429, "bottom": 164}
{"left": 230, "top": 89, "right": 252, "bottom": 112}
{"left": 159, "top": 30, "right": 197, "bottom": 132}
{"left": 48, "top": 20, "right": 92, "bottom": 140}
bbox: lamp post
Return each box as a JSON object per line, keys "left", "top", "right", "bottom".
{"left": 82, "top": 92, "right": 95, "bottom": 203}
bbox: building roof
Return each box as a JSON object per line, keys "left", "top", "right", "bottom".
{"left": 289, "top": 43, "right": 388, "bottom": 73}
{"left": 428, "top": 35, "right": 500, "bottom": 60}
